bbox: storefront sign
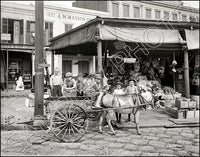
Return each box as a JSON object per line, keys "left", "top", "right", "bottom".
{"left": 1, "top": 33, "right": 11, "bottom": 40}
{"left": 124, "top": 58, "right": 136, "bottom": 63}
{"left": 45, "top": 12, "right": 92, "bottom": 22}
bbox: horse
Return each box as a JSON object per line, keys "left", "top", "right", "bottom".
{"left": 98, "top": 93, "right": 144, "bottom": 135}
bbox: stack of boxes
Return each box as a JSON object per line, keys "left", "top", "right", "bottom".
{"left": 165, "top": 97, "right": 199, "bottom": 119}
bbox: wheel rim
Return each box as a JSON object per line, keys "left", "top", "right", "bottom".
{"left": 50, "top": 103, "right": 88, "bottom": 142}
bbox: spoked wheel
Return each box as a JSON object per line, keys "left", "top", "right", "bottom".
{"left": 50, "top": 103, "right": 88, "bottom": 142}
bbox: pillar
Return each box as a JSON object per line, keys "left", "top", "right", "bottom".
{"left": 97, "top": 40, "right": 103, "bottom": 73}
{"left": 184, "top": 49, "right": 190, "bottom": 98}
{"left": 93, "top": 56, "right": 96, "bottom": 73}
{"left": 34, "top": 1, "right": 44, "bottom": 116}
{"left": 51, "top": 51, "right": 54, "bottom": 75}
{"left": 6, "top": 48, "right": 9, "bottom": 91}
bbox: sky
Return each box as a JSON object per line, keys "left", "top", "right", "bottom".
{"left": 3, "top": 1, "right": 199, "bottom": 9}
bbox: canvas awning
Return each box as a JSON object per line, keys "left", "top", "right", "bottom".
{"left": 99, "top": 25, "right": 184, "bottom": 44}
{"left": 49, "top": 17, "right": 199, "bottom": 52}
{"left": 185, "top": 29, "right": 199, "bottom": 50}
{"left": 49, "top": 24, "right": 184, "bottom": 51}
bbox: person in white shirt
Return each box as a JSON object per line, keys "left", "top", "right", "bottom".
{"left": 50, "top": 68, "right": 63, "bottom": 97}
{"left": 124, "top": 80, "right": 139, "bottom": 122}
{"left": 113, "top": 82, "right": 124, "bottom": 124}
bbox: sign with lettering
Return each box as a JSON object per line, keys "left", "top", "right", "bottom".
{"left": 124, "top": 58, "right": 136, "bottom": 63}
{"left": 1, "top": 33, "right": 11, "bottom": 40}
{"left": 45, "top": 12, "right": 92, "bottom": 22}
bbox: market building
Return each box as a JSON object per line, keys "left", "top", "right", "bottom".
{"left": 73, "top": 0, "right": 199, "bottom": 22}
{"left": 49, "top": 17, "right": 199, "bottom": 98}
{"left": 1, "top": 2, "right": 109, "bottom": 89}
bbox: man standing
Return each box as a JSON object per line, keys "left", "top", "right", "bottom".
{"left": 50, "top": 68, "right": 63, "bottom": 97}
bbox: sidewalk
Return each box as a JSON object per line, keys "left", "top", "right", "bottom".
{"left": 1, "top": 89, "right": 31, "bottom": 98}
{"left": 1, "top": 91, "right": 199, "bottom": 130}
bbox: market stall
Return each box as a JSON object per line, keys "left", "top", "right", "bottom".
{"left": 49, "top": 17, "right": 199, "bottom": 98}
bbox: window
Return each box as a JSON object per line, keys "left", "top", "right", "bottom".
{"left": 45, "top": 21, "right": 53, "bottom": 38}
{"left": 65, "top": 24, "right": 73, "bottom": 32}
{"left": 172, "top": 13, "right": 178, "bottom": 21}
{"left": 182, "top": 15, "right": 187, "bottom": 21}
{"left": 164, "top": 12, "right": 170, "bottom": 20}
{"left": 133, "top": 7, "right": 140, "bottom": 18}
{"left": 155, "top": 10, "right": 161, "bottom": 19}
{"left": 146, "top": 8, "right": 152, "bottom": 19}
{"left": 123, "top": 4, "right": 129, "bottom": 17}
{"left": 189, "top": 16, "right": 196, "bottom": 22}
{"left": 26, "top": 21, "right": 35, "bottom": 44}
{"left": 1, "top": 18, "right": 23, "bottom": 44}
{"left": 112, "top": 3, "right": 119, "bottom": 17}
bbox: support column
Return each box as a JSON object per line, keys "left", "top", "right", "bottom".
{"left": 93, "top": 56, "right": 96, "bottom": 73}
{"left": 6, "top": 48, "right": 9, "bottom": 91}
{"left": 184, "top": 49, "right": 190, "bottom": 98}
{"left": 34, "top": 1, "right": 44, "bottom": 117}
{"left": 97, "top": 40, "right": 103, "bottom": 73}
{"left": 23, "top": 19, "right": 26, "bottom": 44}
{"left": 173, "top": 51, "right": 176, "bottom": 90}
{"left": 51, "top": 51, "right": 54, "bottom": 75}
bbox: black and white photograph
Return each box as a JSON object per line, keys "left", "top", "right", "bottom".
{"left": 1, "top": 0, "right": 199, "bottom": 156}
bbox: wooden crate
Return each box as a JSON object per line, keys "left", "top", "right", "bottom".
{"left": 194, "top": 110, "right": 199, "bottom": 118}
{"left": 185, "top": 110, "right": 195, "bottom": 119}
{"left": 165, "top": 106, "right": 185, "bottom": 119}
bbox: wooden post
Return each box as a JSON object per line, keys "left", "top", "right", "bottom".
{"left": 51, "top": 51, "right": 54, "bottom": 75}
{"left": 34, "top": 1, "right": 44, "bottom": 117}
{"left": 184, "top": 49, "right": 190, "bottom": 98}
{"left": 97, "top": 40, "right": 102, "bottom": 73}
{"left": 6, "top": 47, "right": 9, "bottom": 91}
{"left": 173, "top": 51, "right": 176, "bottom": 90}
{"left": 93, "top": 56, "right": 96, "bottom": 73}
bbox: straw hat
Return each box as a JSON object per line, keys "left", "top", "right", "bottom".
{"left": 95, "top": 73, "right": 102, "bottom": 79}
{"left": 65, "top": 72, "right": 72, "bottom": 78}
{"left": 54, "top": 67, "right": 59, "bottom": 72}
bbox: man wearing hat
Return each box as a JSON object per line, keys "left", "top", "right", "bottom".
{"left": 50, "top": 68, "right": 63, "bottom": 97}
{"left": 92, "top": 73, "right": 110, "bottom": 108}
{"left": 63, "top": 72, "right": 76, "bottom": 96}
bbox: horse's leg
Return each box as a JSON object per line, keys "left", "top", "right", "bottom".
{"left": 115, "top": 112, "right": 119, "bottom": 123}
{"left": 98, "top": 114, "right": 104, "bottom": 133}
{"left": 134, "top": 110, "right": 141, "bottom": 135}
{"left": 106, "top": 110, "right": 116, "bottom": 135}
{"left": 118, "top": 113, "right": 121, "bottom": 124}
{"left": 107, "top": 117, "right": 116, "bottom": 135}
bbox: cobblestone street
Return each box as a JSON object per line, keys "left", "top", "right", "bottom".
{"left": 1, "top": 96, "right": 200, "bottom": 156}
{"left": 1, "top": 126, "right": 199, "bottom": 156}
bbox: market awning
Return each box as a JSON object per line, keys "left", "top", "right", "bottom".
{"left": 99, "top": 25, "right": 184, "bottom": 44}
{"left": 49, "top": 17, "right": 199, "bottom": 53}
{"left": 185, "top": 29, "right": 199, "bottom": 50}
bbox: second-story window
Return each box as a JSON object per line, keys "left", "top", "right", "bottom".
{"left": 172, "top": 13, "right": 178, "bottom": 21}
{"left": 1, "top": 18, "right": 23, "bottom": 44}
{"left": 189, "top": 16, "right": 196, "bottom": 22}
{"left": 133, "top": 7, "right": 140, "bottom": 18}
{"left": 164, "top": 12, "right": 170, "bottom": 20}
{"left": 123, "top": 4, "right": 130, "bottom": 17}
{"left": 26, "top": 21, "right": 35, "bottom": 44}
{"left": 146, "top": 8, "right": 152, "bottom": 19}
{"left": 182, "top": 14, "right": 187, "bottom": 21}
{"left": 65, "top": 24, "right": 73, "bottom": 32}
{"left": 112, "top": 3, "right": 119, "bottom": 17}
{"left": 155, "top": 10, "right": 161, "bottom": 19}
{"left": 45, "top": 21, "right": 53, "bottom": 38}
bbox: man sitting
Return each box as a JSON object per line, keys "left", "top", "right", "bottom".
{"left": 63, "top": 72, "right": 76, "bottom": 96}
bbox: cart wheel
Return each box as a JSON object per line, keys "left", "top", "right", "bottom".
{"left": 50, "top": 103, "right": 88, "bottom": 142}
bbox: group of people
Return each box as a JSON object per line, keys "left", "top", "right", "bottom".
{"left": 49, "top": 68, "right": 109, "bottom": 100}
